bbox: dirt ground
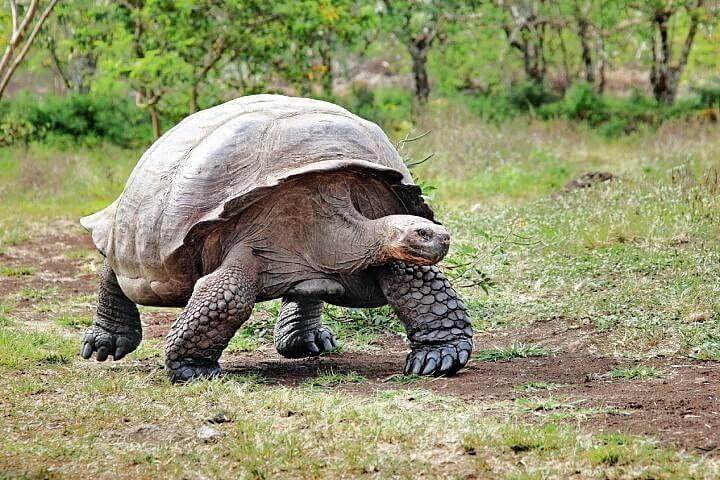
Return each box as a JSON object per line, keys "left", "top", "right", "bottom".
{"left": 2, "top": 232, "right": 719, "bottom": 456}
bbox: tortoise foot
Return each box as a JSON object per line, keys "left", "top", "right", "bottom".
{"left": 276, "top": 325, "right": 338, "bottom": 358}
{"left": 167, "top": 359, "right": 221, "bottom": 383}
{"left": 404, "top": 338, "right": 473, "bottom": 376}
{"left": 80, "top": 324, "right": 141, "bottom": 361}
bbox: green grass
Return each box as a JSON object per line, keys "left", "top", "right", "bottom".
{"left": 473, "top": 342, "right": 553, "bottom": 362}
{"left": 610, "top": 365, "right": 664, "bottom": 380}
{"left": 514, "top": 381, "right": 566, "bottom": 393}
{"left": 0, "top": 328, "right": 77, "bottom": 368}
{"left": 0, "top": 303, "right": 14, "bottom": 327}
{"left": 13, "top": 286, "right": 58, "bottom": 302}
{"left": 55, "top": 313, "right": 93, "bottom": 329}
{"left": 303, "top": 370, "right": 367, "bottom": 388}
{"left": 0, "top": 360, "right": 715, "bottom": 479}
{"left": 0, "top": 266, "right": 34, "bottom": 277}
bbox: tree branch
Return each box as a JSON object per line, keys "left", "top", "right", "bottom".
{"left": 676, "top": 0, "right": 702, "bottom": 71}
{"left": 0, "top": 0, "right": 57, "bottom": 99}
{"left": 10, "top": 0, "right": 18, "bottom": 35}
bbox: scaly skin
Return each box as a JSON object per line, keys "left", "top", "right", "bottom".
{"left": 165, "top": 260, "right": 258, "bottom": 383}
{"left": 81, "top": 261, "right": 142, "bottom": 361}
{"left": 379, "top": 262, "right": 473, "bottom": 376}
{"left": 274, "top": 299, "right": 337, "bottom": 358}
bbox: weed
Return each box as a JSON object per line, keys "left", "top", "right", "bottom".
{"left": 473, "top": 342, "right": 553, "bottom": 361}
{"left": 513, "top": 381, "right": 566, "bottom": 392}
{"left": 0, "top": 266, "right": 34, "bottom": 277}
{"left": 609, "top": 365, "right": 663, "bottom": 380}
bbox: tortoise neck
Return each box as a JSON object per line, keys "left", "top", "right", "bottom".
{"left": 319, "top": 209, "right": 388, "bottom": 273}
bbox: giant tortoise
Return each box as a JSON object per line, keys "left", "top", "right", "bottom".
{"left": 80, "top": 94, "right": 473, "bottom": 382}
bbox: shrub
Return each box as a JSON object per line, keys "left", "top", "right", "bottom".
{"left": 343, "top": 85, "right": 413, "bottom": 135}
{"left": 0, "top": 92, "right": 152, "bottom": 147}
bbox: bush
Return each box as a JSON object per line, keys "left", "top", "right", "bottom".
{"left": 343, "top": 85, "right": 413, "bottom": 135}
{"left": 507, "top": 81, "right": 560, "bottom": 110}
{"left": 0, "top": 93, "right": 152, "bottom": 147}
{"left": 693, "top": 83, "right": 720, "bottom": 109}
{"left": 462, "top": 81, "right": 559, "bottom": 122}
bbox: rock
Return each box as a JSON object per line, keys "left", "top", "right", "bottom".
{"left": 196, "top": 425, "right": 222, "bottom": 443}
{"left": 206, "top": 411, "right": 231, "bottom": 424}
{"left": 562, "top": 171, "right": 616, "bottom": 193}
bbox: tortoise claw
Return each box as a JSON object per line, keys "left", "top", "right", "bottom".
{"left": 81, "top": 324, "right": 141, "bottom": 362}
{"left": 276, "top": 325, "right": 339, "bottom": 358}
{"left": 404, "top": 338, "right": 473, "bottom": 377}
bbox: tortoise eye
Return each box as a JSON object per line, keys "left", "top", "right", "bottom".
{"left": 416, "top": 228, "right": 432, "bottom": 240}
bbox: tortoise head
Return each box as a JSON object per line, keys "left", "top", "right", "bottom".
{"left": 378, "top": 215, "right": 450, "bottom": 266}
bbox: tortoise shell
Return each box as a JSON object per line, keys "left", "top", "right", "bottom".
{"left": 81, "top": 95, "right": 434, "bottom": 292}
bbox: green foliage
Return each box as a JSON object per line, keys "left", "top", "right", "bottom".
{"left": 0, "top": 93, "right": 150, "bottom": 147}
{"left": 343, "top": 85, "right": 414, "bottom": 135}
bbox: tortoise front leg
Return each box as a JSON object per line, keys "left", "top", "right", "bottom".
{"left": 81, "top": 260, "right": 142, "bottom": 362}
{"left": 379, "top": 262, "right": 473, "bottom": 376}
{"left": 165, "top": 253, "right": 259, "bottom": 383}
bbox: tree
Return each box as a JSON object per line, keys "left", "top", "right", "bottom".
{"left": 159, "top": 0, "right": 276, "bottom": 113}
{"left": 40, "top": 0, "right": 112, "bottom": 94}
{"left": 553, "top": 0, "right": 626, "bottom": 93}
{"left": 273, "top": 1, "right": 376, "bottom": 97}
{"left": 380, "top": 0, "right": 480, "bottom": 103}
{"left": 494, "top": 0, "right": 556, "bottom": 86}
{"left": 0, "top": 0, "right": 59, "bottom": 99}
{"left": 634, "top": 0, "right": 710, "bottom": 104}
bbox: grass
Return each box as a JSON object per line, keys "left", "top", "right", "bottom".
{"left": 610, "top": 365, "right": 664, "bottom": 380}
{"left": 0, "top": 266, "right": 34, "bottom": 277}
{"left": 0, "top": 356, "right": 716, "bottom": 479}
{"left": 0, "top": 303, "right": 14, "bottom": 327}
{"left": 0, "top": 328, "right": 76, "bottom": 368}
{"left": 513, "top": 381, "right": 566, "bottom": 393}
{"left": 55, "top": 313, "right": 93, "bottom": 329}
{"left": 303, "top": 370, "right": 367, "bottom": 388}
{"left": 473, "top": 342, "right": 553, "bottom": 362}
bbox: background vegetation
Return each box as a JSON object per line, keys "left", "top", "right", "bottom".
{"left": 1, "top": 0, "right": 719, "bottom": 145}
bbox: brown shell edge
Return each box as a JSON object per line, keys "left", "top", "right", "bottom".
{"left": 80, "top": 159, "right": 436, "bottom": 262}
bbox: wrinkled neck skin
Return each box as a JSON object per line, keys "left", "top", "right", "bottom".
{"left": 303, "top": 206, "right": 391, "bottom": 274}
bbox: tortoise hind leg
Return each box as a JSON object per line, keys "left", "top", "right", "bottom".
{"left": 165, "top": 250, "right": 259, "bottom": 383}
{"left": 274, "top": 299, "right": 337, "bottom": 358}
{"left": 81, "top": 260, "right": 142, "bottom": 362}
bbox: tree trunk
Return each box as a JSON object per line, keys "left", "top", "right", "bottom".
{"left": 649, "top": 4, "right": 701, "bottom": 105}
{"left": 190, "top": 83, "right": 199, "bottom": 113}
{"left": 596, "top": 28, "right": 607, "bottom": 94}
{"left": 577, "top": 17, "right": 594, "bottom": 85}
{"left": 149, "top": 106, "right": 161, "bottom": 139}
{"left": 47, "top": 36, "right": 72, "bottom": 92}
{"left": 409, "top": 43, "right": 430, "bottom": 103}
{"left": 650, "top": 12, "right": 673, "bottom": 104}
